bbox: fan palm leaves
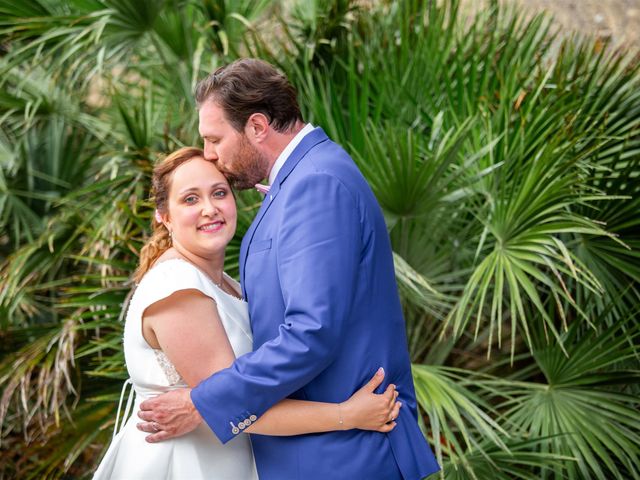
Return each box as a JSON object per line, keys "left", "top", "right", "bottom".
{"left": 272, "top": 2, "right": 640, "bottom": 479}
{"left": 413, "top": 365, "right": 509, "bottom": 468}
{"left": 500, "top": 317, "right": 640, "bottom": 479}
{"left": 439, "top": 437, "right": 572, "bottom": 480}
{"left": 0, "top": 0, "right": 638, "bottom": 478}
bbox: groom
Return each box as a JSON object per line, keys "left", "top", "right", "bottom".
{"left": 138, "top": 58, "right": 439, "bottom": 479}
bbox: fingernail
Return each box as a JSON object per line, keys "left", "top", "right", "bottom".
{"left": 377, "top": 367, "right": 384, "bottom": 376}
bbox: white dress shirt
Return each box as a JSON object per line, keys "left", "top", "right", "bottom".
{"left": 268, "top": 123, "right": 315, "bottom": 185}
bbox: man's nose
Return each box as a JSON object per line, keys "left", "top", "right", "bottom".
{"left": 203, "top": 142, "right": 217, "bottom": 161}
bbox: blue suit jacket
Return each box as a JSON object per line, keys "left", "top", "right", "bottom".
{"left": 192, "top": 128, "right": 440, "bottom": 479}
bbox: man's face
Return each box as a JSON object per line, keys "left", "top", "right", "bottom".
{"left": 198, "top": 100, "right": 269, "bottom": 190}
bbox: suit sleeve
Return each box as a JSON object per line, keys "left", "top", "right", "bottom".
{"left": 191, "top": 172, "right": 362, "bottom": 443}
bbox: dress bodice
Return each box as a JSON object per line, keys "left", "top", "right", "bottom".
{"left": 123, "top": 258, "right": 253, "bottom": 398}
{"left": 93, "top": 258, "right": 258, "bottom": 480}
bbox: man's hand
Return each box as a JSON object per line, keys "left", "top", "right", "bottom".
{"left": 136, "top": 388, "right": 203, "bottom": 443}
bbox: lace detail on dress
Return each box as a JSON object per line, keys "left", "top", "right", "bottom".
{"left": 153, "top": 350, "right": 184, "bottom": 385}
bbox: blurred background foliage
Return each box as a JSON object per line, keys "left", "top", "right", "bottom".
{"left": 0, "top": 0, "right": 639, "bottom": 478}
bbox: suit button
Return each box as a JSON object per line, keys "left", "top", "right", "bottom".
{"left": 249, "top": 415, "right": 257, "bottom": 422}
{"left": 239, "top": 421, "right": 246, "bottom": 430}
{"left": 232, "top": 427, "right": 239, "bottom": 434}
{"left": 245, "top": 419, "right": 252, "bottom": 426}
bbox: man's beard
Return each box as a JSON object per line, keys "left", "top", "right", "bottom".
{"left": 221, "top": 135, "right": 269, "bottom": 190}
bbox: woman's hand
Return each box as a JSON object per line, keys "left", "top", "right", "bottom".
{"left": 340, "top": 368, "right": 401, "bottom": 433}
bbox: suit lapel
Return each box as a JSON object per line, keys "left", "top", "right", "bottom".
{"left": 240, "top": 127, "right": 329, "bottom": 296}
{"left": 271, "top": 127, "right": 329, "bottom": 188}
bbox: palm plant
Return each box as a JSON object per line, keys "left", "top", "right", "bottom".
{"left": 0, "top": 0, "right": 638, "bottom": 479}
{"left": 258, "top": 1, "right": 640, "bottom": 478}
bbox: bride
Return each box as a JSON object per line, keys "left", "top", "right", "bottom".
{"left": 92, "top": 146, "right": 402, "bottom": 480}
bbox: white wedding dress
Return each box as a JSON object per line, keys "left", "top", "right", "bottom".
{"left": 93, "top": 258, "right": 258, "bottom": 480}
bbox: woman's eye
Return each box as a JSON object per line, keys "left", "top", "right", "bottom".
{"left": 184, "top": 195, "right": 198, "bottom": 203}
{"left": 213, "top": 190, "right": 227, "bottom": 198}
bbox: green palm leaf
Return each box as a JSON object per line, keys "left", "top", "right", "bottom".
{"left": 500, "top": 320, "right": 640, "bottom": 479}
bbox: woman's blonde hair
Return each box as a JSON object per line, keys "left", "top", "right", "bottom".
{"left": 133, "top": 147, "right": 205, "bottom": 283}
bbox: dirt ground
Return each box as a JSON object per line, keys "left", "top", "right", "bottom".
{"left": 461, "top": 0, "right": 640, "bottom": 51}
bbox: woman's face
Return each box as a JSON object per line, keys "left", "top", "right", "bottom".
{"left": 163, "top": 157, "right": 237, "bottom": 259}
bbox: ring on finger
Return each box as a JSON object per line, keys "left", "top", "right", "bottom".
{"left": 152, "top": 422, "right": 160, "bottom": 432}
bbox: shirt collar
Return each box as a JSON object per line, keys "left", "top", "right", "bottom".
{"left": 268, "top": 123, "right": 315, "bottom": 186}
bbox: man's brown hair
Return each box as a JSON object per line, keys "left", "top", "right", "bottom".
{"left": 195, "top": 58, "right": 303, "bottom": 133}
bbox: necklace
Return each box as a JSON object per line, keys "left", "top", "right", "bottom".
{"left": 195, "top": 265, "right": 243, "bottom": 300}
{"left": 210, "top": 274, "right": 224, "bottom": 289}
{"left": 205, "top": 270, "right": 231, "bottom": 294}
{"left": 161, "top": 257, "right": 243, "bottom": 301}
{"left": 208, "top": 271, "right": 243, "bottom": 301}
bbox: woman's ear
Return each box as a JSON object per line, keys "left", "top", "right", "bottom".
{"left": 158, "top": 210, "right": 172, "bottom": 233}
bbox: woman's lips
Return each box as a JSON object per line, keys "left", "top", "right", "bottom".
{"left": 197, "top": 221, "right": 224, "bottom": 233}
